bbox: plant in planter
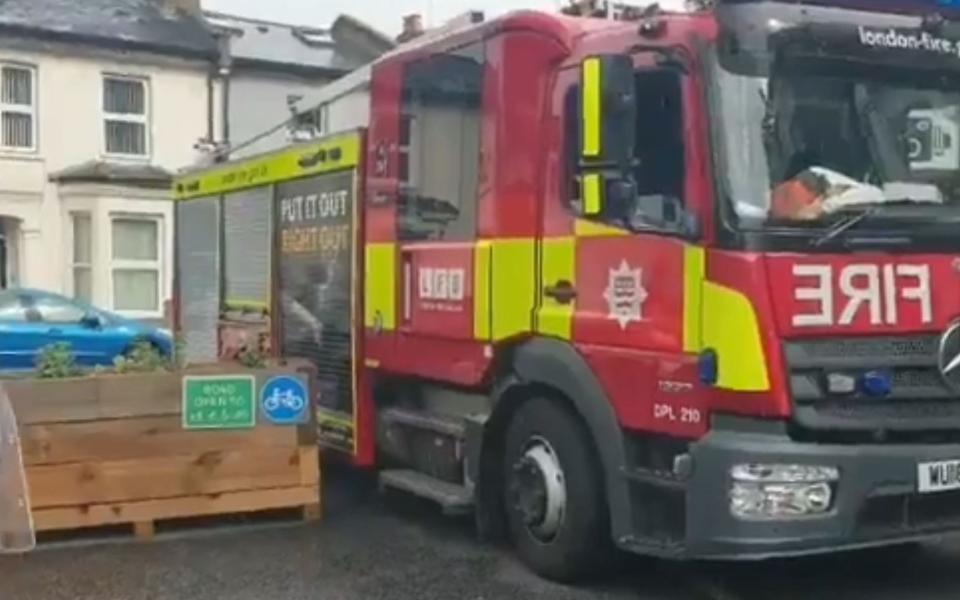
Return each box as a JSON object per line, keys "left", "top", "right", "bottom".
{"left": 113, "top": 340, "right": 170, "bottom": 374}
{"left": 237, "top": 345, "right": 267, "bottom": 369}
{"left": 35, "top": 343, "right": 82, "bottom": 379}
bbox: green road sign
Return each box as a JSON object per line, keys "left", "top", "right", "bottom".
{"left": 182, "top": 375, "right": 256, "bottom": 430}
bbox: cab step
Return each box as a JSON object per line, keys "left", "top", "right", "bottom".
{"left": 378, "top": 469, "right": 474, "bottom": 516}
{"left": 379, "top": 407, "right": 466, "bottom": 439}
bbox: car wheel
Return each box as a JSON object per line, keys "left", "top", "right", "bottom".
{"left": 502, "top": 396, "right": 610, "bottom": 582}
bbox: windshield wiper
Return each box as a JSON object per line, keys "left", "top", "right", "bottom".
{"left": 811, "top": 206, "right": 882, "bottom": 247}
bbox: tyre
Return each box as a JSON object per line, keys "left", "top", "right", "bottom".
{"left": 502, "top": 396, "right": 610, "bottom": 582}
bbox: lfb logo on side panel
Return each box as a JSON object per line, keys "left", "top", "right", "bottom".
{"left": 260, "top": 376, "right": 309, "bottom": 425}
{"left": 418, "top": 267, "right": 466, "bottom": 301}
{"left": 604, "top": 259, "right": 648, "bottom": 330}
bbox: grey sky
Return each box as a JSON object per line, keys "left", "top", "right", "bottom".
{"left": 201, "top": 0, "right": 566, "bottom": 36}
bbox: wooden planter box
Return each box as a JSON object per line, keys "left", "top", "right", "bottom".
{"left": 2, "top": 363, "right": 320, "bottom": 539}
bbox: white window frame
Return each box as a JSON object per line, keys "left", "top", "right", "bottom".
{"left": 0, "top": 63, "right": 37, "bottom": 153}
{"left": 109, "top": 214, "right": 163, "bottom": 318}
{"left": 102, "top": 74, "right": 150, "bottom": 159}
{"left": 69, "top": 212, "right": 93, "bottom": 301}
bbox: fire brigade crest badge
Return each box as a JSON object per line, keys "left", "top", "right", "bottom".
{"left": 603, "top": 260, "right": 648, "bottom": 330}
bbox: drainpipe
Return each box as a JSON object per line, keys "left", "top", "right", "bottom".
{"left": 215, "top": 31, "right": 233, "bottom": 162}
{"left": 206, "top": 71, "right": 214, "bottom": 144}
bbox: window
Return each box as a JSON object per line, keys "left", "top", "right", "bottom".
{"left": 103, "top": 76, "right": 148, "bottom": 156}
{"left": 33, "top": 295, "right": 86, "bottom": 324}
{"left": 0, "top": 291, "right": 26, "bottom": 322}
{"left": 111, "top": 217, "right": 160, "bottom": 313}
{"left": 287, "top": 94, "right": 327, "bottom": 141}
{"left": 1, "top": 64, "right": 35, "bottom": 150}
{"left": 71, "top": 213, "right": 93, "bottom": 302}
{"left": 397, "top": 43, "right": 484, "bottom": 241}
{"left": 566, "top": 69, "right": 686, "bottom": 226}
{"left": 632, "top": 71, "right": 685, "bottom": 200}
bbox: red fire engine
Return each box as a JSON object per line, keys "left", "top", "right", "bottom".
{"left": 175, "top": 0, "right": 960, "bottom": 582}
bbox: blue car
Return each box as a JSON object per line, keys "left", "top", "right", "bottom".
{"left": 0, "top": 288, "right": 172, "bottom": 371}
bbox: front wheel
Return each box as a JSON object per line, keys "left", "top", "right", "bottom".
{"left": 502, "top": 396, "right": 610, "bottom": 582}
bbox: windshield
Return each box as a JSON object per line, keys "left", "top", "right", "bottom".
{"left": 709, "top": 41, "right": 960, "bottom": 242}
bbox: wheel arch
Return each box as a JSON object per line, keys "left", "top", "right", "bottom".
{"left": 470, "top": 337, "right": 632, "bottom": 545}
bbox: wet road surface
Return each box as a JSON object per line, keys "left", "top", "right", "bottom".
{"left": 3, "top": 467, "right": 960, "bottom": 600}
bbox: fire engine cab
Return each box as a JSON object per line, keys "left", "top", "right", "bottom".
{"left": 174, "top": 0, "right": 960, "bottom": 582}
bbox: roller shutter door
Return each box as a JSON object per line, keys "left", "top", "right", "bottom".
{"left": 176, "top": 197, "right": 220, "bottom": 364}
{"left": 222, "top": 186, "right": 272, "bottom": 311}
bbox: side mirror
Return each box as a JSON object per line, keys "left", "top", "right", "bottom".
{"left": 80, "top": 312, "right": 102, "bottom": 329}
{"left": 579, "top": 55, "right": 636, "bottom": 171}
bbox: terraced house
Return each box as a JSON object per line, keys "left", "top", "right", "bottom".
{"left": 0, "top": 0, "right": 216, "bottom": 321}
{"left": 0, "top": 0, "right": 390, "bottom": 322}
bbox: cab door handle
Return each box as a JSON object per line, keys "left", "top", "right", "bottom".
{"left": 544, "top": 280, "right": 577, "bottom": 304}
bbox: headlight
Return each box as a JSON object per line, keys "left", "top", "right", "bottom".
{"left": 729, "top": 463, "right": 838, "bottom": 520}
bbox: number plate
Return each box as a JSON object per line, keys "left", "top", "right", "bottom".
{"left": 918, "top": 460, "right": 960, "bottom": 493}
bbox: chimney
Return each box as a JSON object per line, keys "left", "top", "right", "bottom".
{"left": 397, "top": 13, "right": 425, "bottom": 43}
{"left": 164, "top": 0, "right": 202, "bottom": 17}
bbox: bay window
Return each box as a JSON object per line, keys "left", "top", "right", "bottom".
{"left": 111, "top": 217, "right": 160, "bottom": 314}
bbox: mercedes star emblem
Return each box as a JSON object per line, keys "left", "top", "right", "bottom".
{"left": 939, "top": 322, "right": 960, "bottom": 393}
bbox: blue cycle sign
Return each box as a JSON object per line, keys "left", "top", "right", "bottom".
{"left": 260, "top": 376, "right": 309, "bottom": 425}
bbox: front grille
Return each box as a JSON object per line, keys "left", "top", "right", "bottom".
{"left": 784, "top": 335, "right": 960, "bottom": 436}
{"left": 858, "top": 490, "right": 960, "bottom": 536}
{"left": 785, "top": 336, "right": 939, "bottom": 369}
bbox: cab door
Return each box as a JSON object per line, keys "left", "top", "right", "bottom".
{"left": 392, "top": 43, "right": 486, "bottom": 379}
{"left": 536, "top": 53, "right": 707, "bottom": 438}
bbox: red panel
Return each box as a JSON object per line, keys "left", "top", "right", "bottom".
{"left": 480, "top": 30, "right": 570, "bottom": 238}
{"left": 354, "top": 367, "right": 376, "bottom": 466}
{"left": 766, "top": 253, "right": 960, "bottom": 338}
{"left": 372, "top": 334, "right": 489, "bottom": 387}
{"left": 363, "top": 333, "right": 394, "bottom": 365}
{"left": 681, "top": 71, "right": 717, "bottom": 245}
{"left": 477, "top": 36, "right": 500, "bottom": 239}
{"left": 541, "top": 64, "right": 578, "bottom": 238}
{"left": 365, "top": 61, "right": 401, "bottom": 243}
{"left": 581, "top": 344, "right": 708, "bottom": 439}
{"left": 705, "top": 250, "right": 792, "bottom": 418}
{"left": 401, "top": 244, "right": 476, "bottom": 340}
{"left": 573, "top": 235, "right": 686, "bottom": 352}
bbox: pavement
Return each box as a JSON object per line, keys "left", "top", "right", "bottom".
{"left": 4, "top": 467, "right": 960, "bottom": 600}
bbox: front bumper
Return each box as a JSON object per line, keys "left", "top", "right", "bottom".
{"left": 682, "top": 425, "right": 960, "bottom": 559}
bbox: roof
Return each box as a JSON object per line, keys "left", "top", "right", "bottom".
{"left": 0, "top": 0, "right": 218, "bottom": 59}
{"left": 375, "top": 10, "right": 590, "bottom": 67}
{"left": 49, "top": 160, "right": 173, "bottom": 189}
{"left": 204, "top": 11, "right": 394, "bottom": 77}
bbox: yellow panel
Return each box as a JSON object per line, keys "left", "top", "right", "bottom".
{"left": 364, "top": 243, "right": 396, "bottom": 331}
{"left": 582, "top": 173, "right": 602, "bottom": 216}
{"left": 582, "top": 58, "right": 601, "bottom": 158}
{"left": 173, "top": 131, "right": 362, "bottom": 200}
{"left": 682, "top": 246, "right": 705, "bottom": 353}
{"left": 491, "top": 239, "right": 536, "bottom": 341}
{"left": 536, "top": 237, "right": 575, "bottom": 340}
{"left": 473, "top": 241, "right": 492, "bottom": 340}
{"left": 574, "top": 218, "right": 627, "bottom": 238}
{"left": 702, "top": 281, "right": 770, "bottom": 392}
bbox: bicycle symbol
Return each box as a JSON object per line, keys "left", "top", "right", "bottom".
{"left": 264, "top": 388, "right": 306, "bottom": 412}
